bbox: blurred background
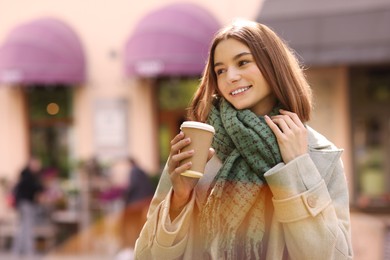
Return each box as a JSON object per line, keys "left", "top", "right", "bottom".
{"left": 0, "top": 0, "right": 389, "bottom": 259}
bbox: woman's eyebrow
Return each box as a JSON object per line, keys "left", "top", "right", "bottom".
{"left": 234, "top": 52, "right": 252, "bottom": 60}
{"left": 214, "top": 52, "right": 252, "bottom": 67}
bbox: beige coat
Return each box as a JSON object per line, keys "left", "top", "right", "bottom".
{"left": 134, "top": 126, "right": 353, "bottom": 259}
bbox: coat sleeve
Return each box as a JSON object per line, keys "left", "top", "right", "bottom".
{"left": 134, "top": 165, "right": 196, "bottom": 260}
{"left": 264, "top": 152, "right": 353, "bottom": 260}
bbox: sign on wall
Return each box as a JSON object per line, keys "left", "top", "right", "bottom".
{"left": 93, "top": 99, "right": 128, "bottom": 161}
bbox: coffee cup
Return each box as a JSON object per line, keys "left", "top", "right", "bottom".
{"left": 179, "top": 121, "right": 215, "bottom": 178}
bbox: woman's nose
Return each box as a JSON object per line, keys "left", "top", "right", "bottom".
{"left": 226, "top": 67, "right": 240, "bottom": 83}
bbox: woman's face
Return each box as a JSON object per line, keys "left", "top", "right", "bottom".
{"left": 213, "top": 38, "right": 276, "bottom": 115}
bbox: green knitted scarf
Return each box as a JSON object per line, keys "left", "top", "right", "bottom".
{"left": 199, "top": 99, "right": 282, "bottom": 259}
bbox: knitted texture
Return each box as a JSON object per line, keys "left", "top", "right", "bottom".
{"left": 200, "top": 99, "right": 282, "bottom": 259}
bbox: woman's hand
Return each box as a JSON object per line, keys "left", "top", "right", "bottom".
{"left": 167, "top": 132, "right": 214, "bottom": 219}
{"left": 265, "top": 109, "right": 308, "bottom": 164}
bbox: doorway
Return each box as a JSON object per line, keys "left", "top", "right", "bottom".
{"left": 156, "top": 78, "right": 199, "bottom": 167}
{"left": 350, "top": 65, "right": 390, "bottom": 211}
{"left": 25, "top": 85, "right": 73, "bottom": 178}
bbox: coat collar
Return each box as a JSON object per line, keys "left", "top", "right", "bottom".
{"left": 307, "top": 125, "right": 333, "bottom": 149}
{"left": 307, "top": 125, "right": 343, "bottom": 176}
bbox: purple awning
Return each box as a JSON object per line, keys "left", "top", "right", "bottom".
{"left": 0, "top": 17, "right": 86, "bottom": 85}
{"left": 124, "top": 3, "right": 220, "bottom": 77}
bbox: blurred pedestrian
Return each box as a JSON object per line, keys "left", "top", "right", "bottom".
{"left": 124, "top": 158, "right": 155, "bottom": 207}
{"left": 118, "top": 157, "right": 154, "bottom": 258}
{"left": 12, "top": 155, "right": 45, "bottom": 257}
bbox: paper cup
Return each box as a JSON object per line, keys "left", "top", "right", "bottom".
{"left": 179, "top": 121, "right": 215, "bottom": 178}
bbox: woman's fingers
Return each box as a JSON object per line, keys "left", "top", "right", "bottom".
{"left": 280, "top": 109, "right": 305, "bottom": 128}
{"left": 168, "top": 132, "right": 194, "bottom": 175}
{"left": 168, "top": 132, "right": 214, "bottom": 177}
{"left": 268, "top": 110, "right": 306, "bottom": 137}
{"left": 170, "top": 160, "right": 192, "bottom": 176}
{"left": 264, "top": 115, "right": 283, "bottom": 137}
{"left": 170, "top": 131, "right": 184, "bottom": 145}
{"left": 270, "top": 114, "right": 297, "bottom": 132}
{"left": 265, "top": 110, "right": 308, "bottom": 163}
{"left": 167, "top": 132, "right": 200, "bottom": 214}
{"left": 170, "top": 150, "right": 194, "bottom": 166}
{"left": 207, "top": 148, "right": 215, "bottom": 161}
{"left": 272, "top": 116, "right": 295, "bottom": 131}
{"left": 170, "top": 132, "right": 185, "bottom": 153}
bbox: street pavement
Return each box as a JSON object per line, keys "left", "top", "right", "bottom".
{"left": 0, "top": 251, "right": 118, "bottom": 260}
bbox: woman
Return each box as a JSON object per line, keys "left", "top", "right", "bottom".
{"left": 134, "top": 20, "right": 353, "bottom": 259}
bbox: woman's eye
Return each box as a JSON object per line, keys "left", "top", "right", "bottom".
{"left": 215, "top": 68, "right": 225, "bottom": 75}
{"left": 238, "top": 60, "right": 249, "bottom": 66}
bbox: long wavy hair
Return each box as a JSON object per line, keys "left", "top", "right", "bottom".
{"left": 187, "top": 19, "right": 312, "bottom": 122}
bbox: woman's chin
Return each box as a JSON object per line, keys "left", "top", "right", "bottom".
{"left": 231, "top": 102, "right": 249, "bottom": 111}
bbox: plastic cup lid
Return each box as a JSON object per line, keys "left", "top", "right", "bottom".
{"left": 180, "top": 121, "right": 215, "bottom": 134}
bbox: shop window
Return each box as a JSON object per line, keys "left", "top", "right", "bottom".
{"left": 350, "top": 66, "right": 390, "bottom": 211}
{"left": 157, "top": 78, "right": 199, "bottom": 167}
{"left": 26, "top": 85, "right": 73, "bottom": 178}
{"left": 158, "top": 78, "right": 199, "bottom": 110}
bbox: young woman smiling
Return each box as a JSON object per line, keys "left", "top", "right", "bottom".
{"left": 134, "top": 19, "right": 353, "bottom": 260}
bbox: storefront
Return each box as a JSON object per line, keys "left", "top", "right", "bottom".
{"left": 0, "top": 2, "right": 223, "bottom": 185}
{"left": 0, "top": 17, "right": 86, "bottom": 179}
{"left": 124, "top": 3, "right": 220, "bottom": 168}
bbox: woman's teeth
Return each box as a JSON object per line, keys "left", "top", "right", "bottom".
{"left": 231, "top": 86, "right": 250, "bottom": 96}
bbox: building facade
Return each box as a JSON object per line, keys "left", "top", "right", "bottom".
{"left": 0, "top": 0, "right": 262, "bottom": 178}
{"left": 0, "top": 0, "right": 388, "bottom": 258}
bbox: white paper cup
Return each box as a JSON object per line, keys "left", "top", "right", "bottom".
{"left": 179, "top": 121, "right": 215, "bottom": 178}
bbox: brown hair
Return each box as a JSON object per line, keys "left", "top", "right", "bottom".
{"left": 187, "top": 19, "right": 312, "bottom": 122}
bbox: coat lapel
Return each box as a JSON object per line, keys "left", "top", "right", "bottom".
{"left": 307, "top": 126, "right": 343, "bottom": 177}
